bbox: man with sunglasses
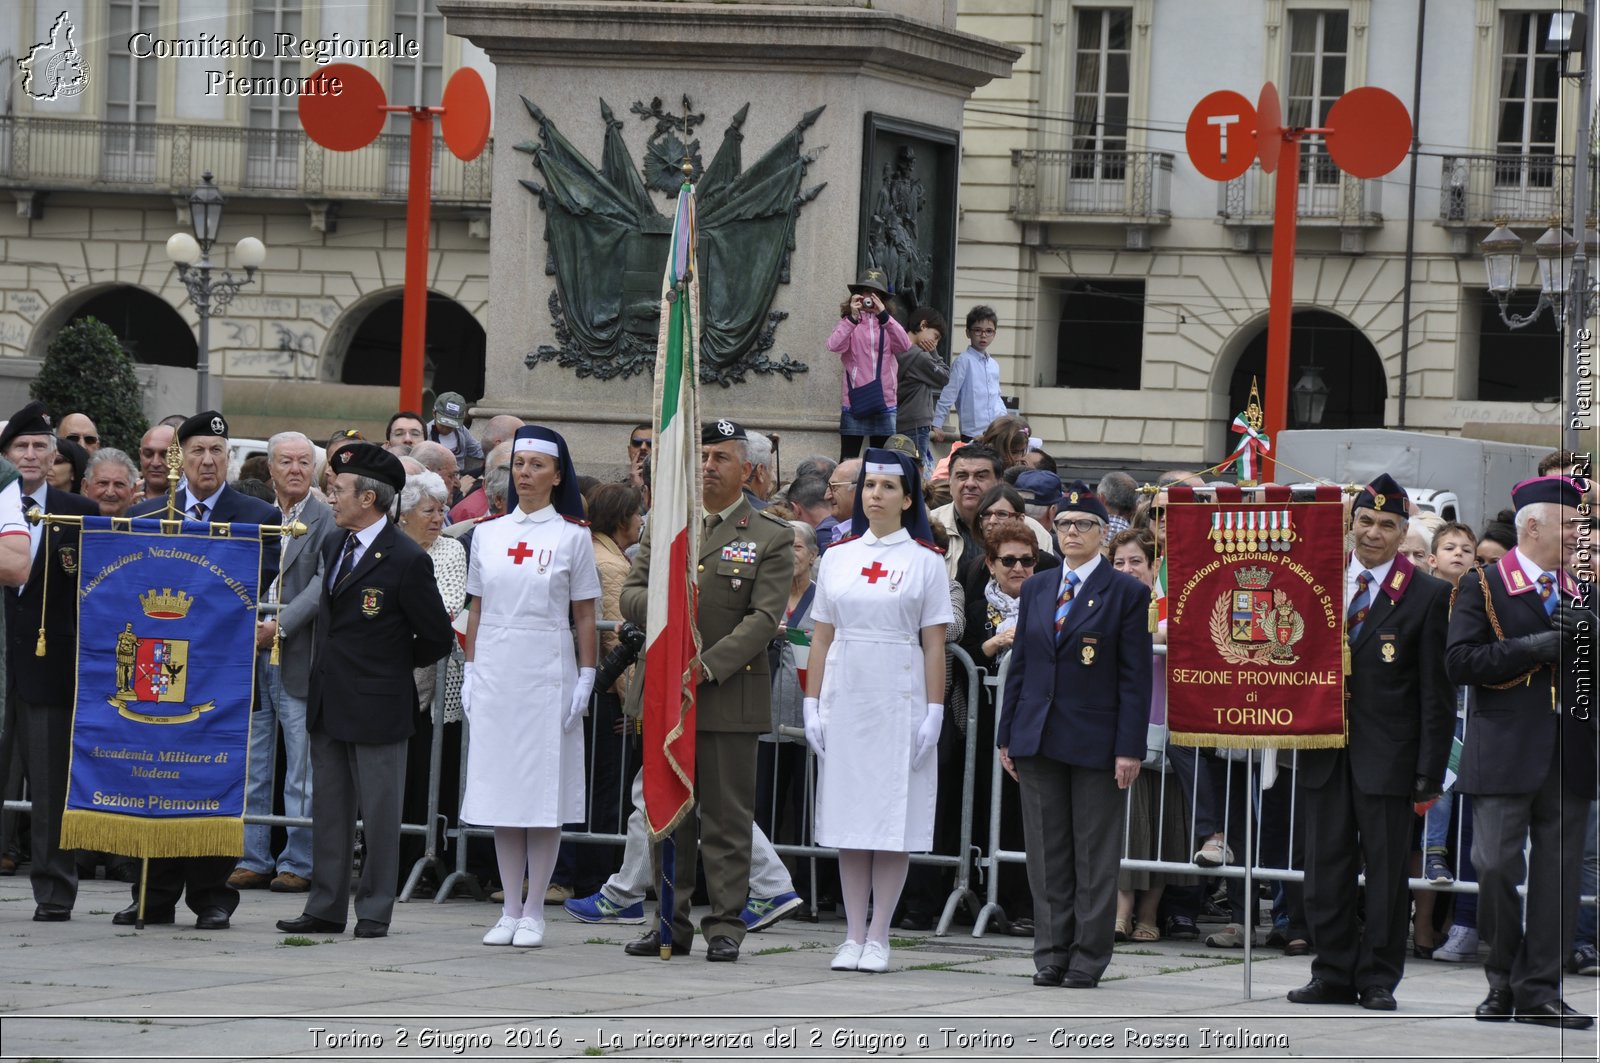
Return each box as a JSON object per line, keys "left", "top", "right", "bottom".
{"left": 626, "top": 424, "right": 653, "bottom": 489}
{"left": 58, "top": 413, "right": 100, "bottom": 456}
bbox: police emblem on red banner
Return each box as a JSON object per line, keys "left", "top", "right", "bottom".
{"left": 1165, "top": 485, "right": 1346, "bottom": 749}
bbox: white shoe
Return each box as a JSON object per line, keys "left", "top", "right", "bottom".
{"left": 857, "top": 940, "right": 890, "bottom": 973}
{"left": 831, "top": 940, "right": 864, "bottom": 971}
{"left": 482, "top": 915, "right": 517, "bottom": 946}
{"left": 1432, "top": 925, "right": 1480, "bottom": 963}
{"left": 512, "top": 916, "right": 544, "bottom": 947}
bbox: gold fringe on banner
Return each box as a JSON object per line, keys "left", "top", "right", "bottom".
{"left": 1170, "top": 731, "right": 1349, "bottom": 750}
{"left": 59, "top": 810, "right": 243, "bottom": 858}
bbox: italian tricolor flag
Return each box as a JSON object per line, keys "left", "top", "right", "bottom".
{"left": 642, "top": 178, "right": 702, "bottom": 840}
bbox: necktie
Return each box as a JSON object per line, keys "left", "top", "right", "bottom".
{"left": 1054, "top": 571, "right": 1079, "bottom": 635}
{"left": 704, "top": 513, "right": 721, "bottom": 534}
{"left": 21, "top": 495, "right": 35, "bottom": 515}
{"left": 189, "top": 501, "right": 207, "bottom": 522}
{"left": 330, "top": 533, "right": 358, "bottom": 589}
{"left": 1346, "top": 571, "right": 1373, "bottom": 642}
{"left": 1537, "top": 572, "right": 1557, "bottom": 615}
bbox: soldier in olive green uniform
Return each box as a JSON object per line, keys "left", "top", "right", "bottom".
{"left": 620, "top": 420, "right": 795, "bottom": 961}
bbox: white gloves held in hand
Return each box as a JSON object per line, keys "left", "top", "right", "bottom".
{"left": 802, "top": 697, "right": 824, "bottom": 758}
{"left": 912, "top": 703, "right": 943, "bottom": 770}
{"left": 565, "top": 667, "right": 596, "bottom": 733}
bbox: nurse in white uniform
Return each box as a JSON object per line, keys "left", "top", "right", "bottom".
{"left": 803, "top": 447, "right": 950, "bottom": 974}
{"left": 461, "top": 426, "right": 599, "bottom": 948}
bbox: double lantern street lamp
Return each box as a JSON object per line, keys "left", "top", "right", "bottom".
{"left": 1480, "top": 219, "right": 1599, "bottom": 332}
{"left": 166, "top": 172, "right": 267, "bottom": 410}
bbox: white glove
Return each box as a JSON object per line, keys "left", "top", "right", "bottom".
{"left": 565, "top": 667, "right": 596, "bottom": 733}
{"left": 802, "top": 697, "right": 824, "bottom": 758}
{"left": 912, "top": 702, "right": 943, "bottom": 770}
{"left": 459, "top": 663, "right": 475, "bottom": 721}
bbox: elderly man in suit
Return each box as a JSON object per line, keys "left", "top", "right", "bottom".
{"left": 618, "top": 419, "right": 794, "bottom": 962}
{"left": 1449, "top": 475, "right": 1595, "bottom": 1029}
{"left": 229, "top": 431, "right": 337, "bottom": 894}
{"left": 277, "top": 443, "right": 452, "bottom": 939}
{"left": 999, "top": 482, "right": 1152, "bottom": 989}
{"left": 1289, "top": 474, "right": 1454, "bottom": 1012}
{"left": 117, "top": 411, "right": 281, "bottom": 929}
{"left": 0, "top": 402, "right": 98, "bottom": 921}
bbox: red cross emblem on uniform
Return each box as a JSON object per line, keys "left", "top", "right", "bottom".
{"left": 508, "top": 542, "right": 535, "bottom": 565}
{"left": 861, "top": 561, "right": 889, "bottom": 584}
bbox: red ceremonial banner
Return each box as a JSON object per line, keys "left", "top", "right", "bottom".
{"left": 1165, "top": 485, "right": 1347, "bottom": 748}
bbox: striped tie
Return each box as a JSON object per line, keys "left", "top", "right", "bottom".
{"left": 1537, "top": 572, "right": 1557, "bottom": 615}
{"left": 1346, "top": 571, "right": 1372, "bottom": 642}
{"left": 1054, "top": 571, "right": 1079, "bottom": 635}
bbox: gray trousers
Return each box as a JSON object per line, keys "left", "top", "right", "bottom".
{"left": 651, "top": 731, "right": 756, "bottom": 947}
{"left": 13, "top": 695, "right": 76, "bottom": 910}
{"left": 1472, "top": 747, "right": 1589, "bottom": 1009}
{"left": 304, "top": 728, "right": 406, "bottom": 928}
{"left": 1016, "top": 756, "right": 1122, "bottom": 981}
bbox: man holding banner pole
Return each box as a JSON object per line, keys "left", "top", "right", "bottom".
{"left": 1290, "top": 474, "right": 1453, "bottom": 1011}
{"left": 2, "top": 401, "right": 97, "bottom": 922}
{"left": 118, "top": 412, "right": 281, "bottom": 929}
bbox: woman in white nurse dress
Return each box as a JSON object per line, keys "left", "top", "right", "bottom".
{"left": 460, "top": 426, "right": 599, "bottom": 949}
{"left": 803, "top": 448, "right": 950, "bottom": 974}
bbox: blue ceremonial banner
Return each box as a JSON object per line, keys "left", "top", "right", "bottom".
{"left": 60, "top": 518, "right": 264, "bottom": 856}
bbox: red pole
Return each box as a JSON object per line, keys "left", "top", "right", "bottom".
{"left": 1260, "top": 136, "right": 1302, "bottom": 482}
{"left": 400, "top": 107, "right": 435, "bottom": 414}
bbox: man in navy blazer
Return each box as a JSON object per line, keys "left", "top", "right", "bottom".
{"left": 1448, "top": 475, "right": 1595, "bottom": 1029}
{"left": 999, "top": 482, "right": 1151, "bottom": 989}
{"left": 1, "top": 402, "right": 100, "bottom": 921}
{"left": 117, "top": 412, "right": 281, "bottom": 930}
{"left": 1289, "top": 475, "right": 1454, "bottom": 1013}
{"left": 277, "top": 443, "right": 451, "bottom": 939}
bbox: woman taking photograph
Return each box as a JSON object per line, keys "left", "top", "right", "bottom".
{"left": 461, "top": 426, "right": 599, "bottom": 948}
{"left": 803, "top": 448, "right": 951, "bottom": 973}
{"left": 998, "top": 482, "right": 1152, "bottom": 988}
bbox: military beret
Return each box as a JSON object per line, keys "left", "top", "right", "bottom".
{"left": 333, "top": 442, "right": 406, "bottom": 493}
{"left": 1511, "top": 474, "right": 1583, "bottom": 511}
{"left": 702, "top": 419, "right": 748, "bottom": 445}
{"left": 1352, "top": 472, "right": 1409, "bottom": 516}
{"left": 0, "top": 401, "right": 53, "bottom": 452}
{"left": 178, "top": 410, "right": 229, "bottom": 443}
{"left": 1015, "top": 469, "right": 1066, "bottom": 508}
{"left": 1056, "top": 480, "right": 1109, "bottom": 523}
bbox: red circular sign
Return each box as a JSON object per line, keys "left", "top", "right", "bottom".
{"left": 1326, "top": 87, "right": 1412, "bottom": 178}
{"left": 441, "top": 68, "right": 492, "bottom": 162}
{"left": 1255, "top": 82, "right": 1283, "bottom": 174}
{"left": 1186, "top": 91, "right": 1257, "bottom": 181}
{"left": 298, "top": 63, "right": 387, "bottom": 152}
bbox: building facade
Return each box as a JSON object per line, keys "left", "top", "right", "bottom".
{"left": 952, "top": 0, "right": 1586, "bottom": 464}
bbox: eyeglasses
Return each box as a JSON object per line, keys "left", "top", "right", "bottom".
{"left": 1054, "top": 518, "right": 1103, "bottom": 534}
{"left": 827, "top": 480, "right": 854, "bottom": 491}
{"left": 1148, "top": 506, "right": 1166, "bottom": 520}
{"left": 970, "top": 327, "right": 997, "bottom": 337}
{"left": 630, "top": 437, "right": 653, "bottom": 448}
{"left": 996, "top": 555, "right": 1037, "bottom": 569}
{"left": 66, "top": 433, "right": 98, "bottom": 445}
{"left": 981, "top": 510, "right": 1022, "bottom": 521}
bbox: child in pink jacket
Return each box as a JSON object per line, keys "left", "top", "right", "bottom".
{"left": 830, "top": 269, "right": 911, "bottom": 461}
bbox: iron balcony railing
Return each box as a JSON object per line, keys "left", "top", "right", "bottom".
{"left": 1010, "top": 148, "right": 1174, "bottom": 221}
{"left": 0, "top": 115, "right": 493, "bottom": 203}
{"left": 1438, "top": 153, "right": 1590, "bottom": 225}
{"left": 1217, "top": 159, "right": 1380, "bottom": 226}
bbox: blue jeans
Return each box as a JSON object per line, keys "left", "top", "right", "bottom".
{"left": 1422, "top": 716, "right": 1466, "bottom": 854}
{"left": 242, "top": 653, "right": 313, "bottom": 877}
{"left": 910, "top": 425, "right": 934, "bottom": 476}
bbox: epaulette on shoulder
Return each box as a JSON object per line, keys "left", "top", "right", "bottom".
{"left": 914, "top": 537, "right": 946, "bottom": 555}
{"left": 474, "top": 512, "right": 505, "bottom": 525}
{"left": 756, "top": 509, "right": 791, "bottom": 529}
{"left": 562, "top": 513, "right": 591, "bottom": 528}
{"left": 830, "top": 533, "right": 862, "bottom": 547}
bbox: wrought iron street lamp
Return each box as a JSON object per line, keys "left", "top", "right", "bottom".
{"left": 166, "top": 172, "right": 267, "bottom": 410}
{"left": 1480, "top": 220, "right": 1598, "bottom": 332}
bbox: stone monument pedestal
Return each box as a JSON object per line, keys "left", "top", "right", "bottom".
{"left": 442, "top": 0, "right": 1018, "bottom": 474}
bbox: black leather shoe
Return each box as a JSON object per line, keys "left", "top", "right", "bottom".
{"left": 276, "top": 913, "right": 345, "bottom": 934}
{"left": 1514, "top": 1000, "right": 1595, "bottom": 1029}
{"left": 705, "top": 935, "right": 740, "bottom": 962}
{"left": 194, "top": 907, "right": 230, "bottom": 930}
{"left": 353, "top": 919, "right": 388, "bottom": 939}
{"left": 113, "top": 903, "right": 174, "bottom": 926}
{"left": 624, "top": 929, "right": 689, "bottom": 957}
{"left": 1287, "top": 978, "right": 1357, "bottom": 1005}
{"left": 1032, "top": 965, "right": 1065, "bottom": 987}
{"left": 32, "top": 906, "right": 70, "bottom": 922}
{"left": 1475, "top": 988, "right": 1514, "bottom": 1022}
{"left": 1358, "top": 986, "right": 1397, "bottom": 1011}
{"left": 1063, "top": 971, "right": 1099, "bottom": 989}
